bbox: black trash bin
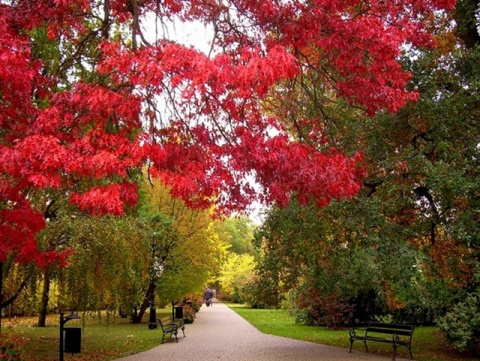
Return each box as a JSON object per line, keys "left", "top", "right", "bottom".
{"left": 174, "top": 306, "right": 184, "bottom": 319}
{"left": 64, "top": 328, "right": 81, "bottom": 354}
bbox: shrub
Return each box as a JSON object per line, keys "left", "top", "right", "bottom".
{"left": 190, "top": 299, "right": 201, "bottom": 312}
{"left": 299, "top": 289, "right": 354, "bottom": 329}
{"left": 392, "top": 304, "right": 437, "bottom": 325}
{"left": 182, "top": 305, "right": 196, "bottom": 324}
{"left": 0, "top": 326, "right": 29, "bottom": 361}
{"left": 242, "top": 277, "right": 280, "bottom": 309}
{"left": 294, "top": 308, "right": 317, "bottom": 326}
{"left": 437, "top": 292, "right": 480, "bottom": 353}
{"left": 350, "top": 289, "right": 387, "bottom": 324}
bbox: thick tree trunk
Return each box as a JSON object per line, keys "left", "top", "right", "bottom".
{"left": 38, "top": 268, "right": 51, "bottom": 327}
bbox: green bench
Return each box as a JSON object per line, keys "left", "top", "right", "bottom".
{"left": 158, "top": 316, "right": 186, "bottom": 343}
{"left": 349, "top": 322, "right": 415, "bottom": 360}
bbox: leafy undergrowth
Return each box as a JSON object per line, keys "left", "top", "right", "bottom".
{"left": 227, "top": 303, "right": 478, "bottom": 361}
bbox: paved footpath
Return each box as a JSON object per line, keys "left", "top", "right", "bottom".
{"left": 116, "top": 300, "right": 408, "bottom": 361}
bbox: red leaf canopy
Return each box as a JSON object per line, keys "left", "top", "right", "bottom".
{"left": 0, "top": 0, "right": 454, "bottom": 264}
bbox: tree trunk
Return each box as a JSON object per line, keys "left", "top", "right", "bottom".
{"left": 455, "top": 0, "right": 480, "bottom": 49}
{"left": 130, "top": 284, "right": 152, "bottom": 324}
{"left": 38, "top": 268, "right": 51, "bottom": 327}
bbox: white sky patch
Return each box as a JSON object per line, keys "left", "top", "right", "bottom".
{"left": 141, "top": 14, "right": 214, "bottom": 55}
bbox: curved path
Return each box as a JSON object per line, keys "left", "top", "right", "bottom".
{"left": 115, "top": 301, "right": 408, "bottom": 361}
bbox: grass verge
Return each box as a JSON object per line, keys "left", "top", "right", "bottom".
{"left": 6, "top": 310, "right": 173, "bottom": 361}
{"left": 226, "top": 303, "right": 478, "bottom": 361}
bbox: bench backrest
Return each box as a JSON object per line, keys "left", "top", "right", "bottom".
{"left": 366, "top": 322, "right": 414, "bottom": 337}
{"left": 159, "top": 316, "right": 172, "bottom": 325}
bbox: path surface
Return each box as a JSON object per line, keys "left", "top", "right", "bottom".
{"left": 115, "top": 301, "right": 408, "bottom": 361}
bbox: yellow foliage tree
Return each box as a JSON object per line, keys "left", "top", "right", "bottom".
{"left": 142, "top": 176, "right": 228, "bottom": 304}
{"left": 218, "top": 252, "right": 256, "bottom": 302}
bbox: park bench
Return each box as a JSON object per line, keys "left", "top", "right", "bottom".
{"left": 158, "top": 316, "right": 186, "bottom": 343}
{"left": 349, "top": 322, "right": 415, "bottom": 360}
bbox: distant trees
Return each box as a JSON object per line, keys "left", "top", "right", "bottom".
{"left": 213, "top": 217, "right": 258, "bottom": 302}
{"left": 218, "top": 253, "right": 256, "bottom": 303}
{"left": 141, "top": 176, "right": 225, "bottom": 308}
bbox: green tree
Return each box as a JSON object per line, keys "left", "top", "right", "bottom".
{"left": 214, "top": 217, "right": 257, "bottom": 257}
{"left": 141, "top": 176, "right": 226, "bottom": 307}
{"left": 58, "top": 215, "right": 149, "bottom": 316}
{"left": 252, "top": 4, "right": 480, "bottom": 329}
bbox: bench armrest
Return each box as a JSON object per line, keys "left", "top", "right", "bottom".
{"left": 349, "top": 325, "right": 367, "bottom": 338}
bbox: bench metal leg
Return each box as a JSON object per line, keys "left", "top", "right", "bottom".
{"left": 162, "top": 330, "right": 174, "bottom": 344}
{"left": 349, "top": 338, "right": 368, "bottom": 353}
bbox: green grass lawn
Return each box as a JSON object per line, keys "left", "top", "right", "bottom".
{"left": 5, "top": 304, "right": 479, "bottom": 360}
{"left": 227, "top": 303, "right": 478, "bottom": 361}
{"left": 6, "top": 310, "right": 174, "bottom": 361}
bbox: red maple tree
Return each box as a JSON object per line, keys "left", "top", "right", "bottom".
{"left": 0, "top": 0, "right": 454, "bottom": 265}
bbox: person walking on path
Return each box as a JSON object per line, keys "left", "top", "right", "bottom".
{"left": 115, "top": 302, "right": 409, "bottom": 361}
{"left": 203, "top": 288, "right": 214, "bottom": 307}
